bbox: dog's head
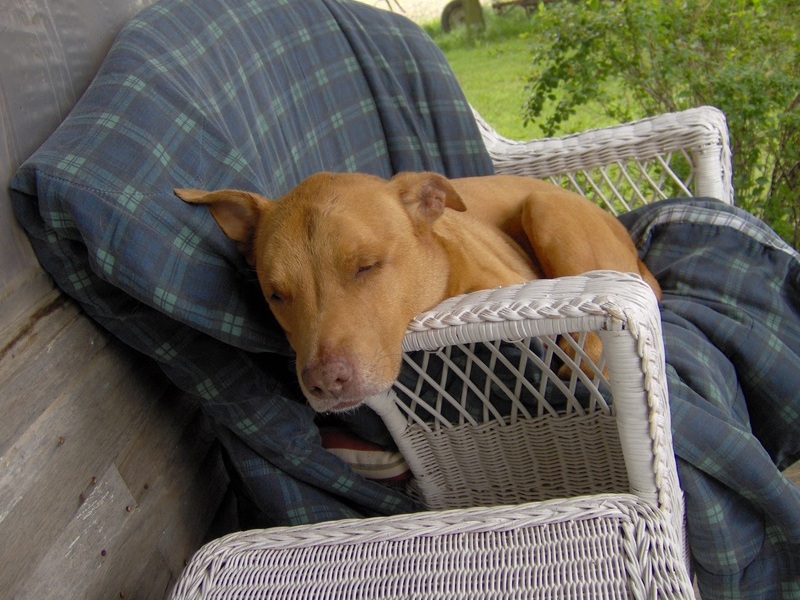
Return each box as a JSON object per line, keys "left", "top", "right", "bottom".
{"left": 176, "top": 172, "right": 466, "bottom": 412}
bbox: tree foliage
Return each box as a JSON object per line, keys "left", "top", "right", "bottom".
{"left": 524, "top": 0, "right": 800, "bottom": 246}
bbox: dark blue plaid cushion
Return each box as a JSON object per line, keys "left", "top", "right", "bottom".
{"left": 621, "top": 199, "right": 800, "bottom": 599}
{"left": 10, "top": 0, "right": 493, "bottom": 525}
{"left": 11, "top": 0, "right": 492, "bottom": 352}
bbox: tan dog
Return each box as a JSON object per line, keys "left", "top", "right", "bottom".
{"left": 176, "top": 172, "right": 660, "bottom": 413}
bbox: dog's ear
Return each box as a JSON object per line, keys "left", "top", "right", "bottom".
{"left": 391, "top": 172, "right": 467, "bottom": 226}
{"left": 175, "top": 188, "right": 272, "bottom": 262}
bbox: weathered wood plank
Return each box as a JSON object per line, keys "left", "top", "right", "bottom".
{"left": 0, "top": 296, "right": 113, "bottom": 457}
{"left": 115, "top": 408, "right": 221, "bottom": 564}
{"left": 0, "top": 266, "right": 57, "bottom": 346}
{"left": 16, "top": 463, "right": 139, "bottom": 599}
{"left": 114, "top": 391, "right": 207, "bottom": 504}
{"left": 158, "top": 443, "right": 229, "bottom": 579}
{"left": 18, "top": 451, "right": 217, "bottom": 600}
{"left": 0, "top": 341, "right": 158, "bottom": 521}
{"left": 2, "top": 0, "right": 225, "bottom": 596}
{"left": 110, "top": 548, "right": 174, "bottom": 600}
{"left": 97, "top": 445, "right": 228, "bottom": 599}
{"left": 9, "top": 392, "right": 226, "bottom": 599}
{"left": 1, "top": 296, "right": 229, "bottom": 598}
{"left": 0, "top": 346, "right": 166, "bottom": 597}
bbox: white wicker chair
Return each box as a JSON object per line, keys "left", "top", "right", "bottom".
{"left": 172, "top": 495, "right": 693, "bottom": 599}
{"left": 172, "top": 106, "right": 732, "bottom": 599}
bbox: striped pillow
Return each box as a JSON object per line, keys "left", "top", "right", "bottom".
{"left": 320, "top": 428, "right": 410, "bottom": 483}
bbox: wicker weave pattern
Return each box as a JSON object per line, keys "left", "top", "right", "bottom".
{"left": 171, "top": 495, "right": 693, "bottom": 599}
{"left": 366, "top": 273, "right": 681, "bottom": 531}
{"left": 401, "top": 412, "right": 628, "bottom": 509}
{"left": 361, "top": 109, "right": 733, "bottom": 570}
{"left": 476, "top": 106, "right": 733, "bottom": 212}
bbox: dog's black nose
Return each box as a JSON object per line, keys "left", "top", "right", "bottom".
{"left": 302, "top": 358, "right": 354, "bottom": 399}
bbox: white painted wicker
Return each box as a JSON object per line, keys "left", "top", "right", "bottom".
{"left": 476, "top": 105, "right": 734, "bottom": 210}
{"left": 366, "top": 272, "right": 684, "bottom": 543}
{"left": 171, "top": 495, "right": 694, "bottom": 599}
{"left": 173, "top": 107, "right": 732, "bottom": 598}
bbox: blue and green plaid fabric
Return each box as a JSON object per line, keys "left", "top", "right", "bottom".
{"left": 9, "top": 0, "right": 799, "bottom": 596}
{"left": 10, "top": 0, "right": 492, "bottom": 526}
{"left": 621, "top": 199, "right": 800, "bottom": 599}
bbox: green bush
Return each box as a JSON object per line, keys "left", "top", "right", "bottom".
{"left": 523, "top": 0, "right": 800, "bottom": 246}
{"left": 427, "top": 6, "right": 625, "bottom": 139}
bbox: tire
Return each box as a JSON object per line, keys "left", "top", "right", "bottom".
{"left": 441, "top": 0, "right": 466, "bottom": 32}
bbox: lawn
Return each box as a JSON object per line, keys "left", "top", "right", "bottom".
{"left": 423, "top": 9, "right": 629, "bottom": 141}
{"left": 436, "top": 32, "right": 533, "bottom": 138}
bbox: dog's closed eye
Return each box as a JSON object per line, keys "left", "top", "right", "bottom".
{"left": 355, "top": 260, "right": 382, "bottom": 279}
{"left": 266, "top": 285, "right": 289, "bottom": 304}
{"left": 356, "top": 262, "right": 377, "bottom": 275}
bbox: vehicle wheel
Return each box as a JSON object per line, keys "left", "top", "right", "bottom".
{"left": 441, "top": 0, "right": 466, "bottom": 33}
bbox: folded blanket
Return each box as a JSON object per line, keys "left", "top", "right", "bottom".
{"left": 10, "top": 0, "right": 492, "bottom": 525}
{"left": 620, "top": 198, "right": 800, "bottom": 599}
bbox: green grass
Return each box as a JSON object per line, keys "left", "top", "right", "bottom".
{"left": 441, "top": 35, "right": 534, "bottom": 138}
{"left": 422, "top": 9, "right": 627, "bottom": 140}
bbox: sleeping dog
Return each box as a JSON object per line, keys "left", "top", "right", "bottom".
{"left": 177, "top": 172, "right": 660, "bottom": 413}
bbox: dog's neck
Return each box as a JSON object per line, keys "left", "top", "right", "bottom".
{"left": 433, "top": 213, "right": 539, "bottom": 298}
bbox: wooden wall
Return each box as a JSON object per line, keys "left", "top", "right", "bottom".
{"left": 0, "top": 1, "right": 230, "bottom": 597}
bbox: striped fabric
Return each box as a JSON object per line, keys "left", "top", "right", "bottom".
{"left": 320, "top": 428, "right": 410, "bottom": 483}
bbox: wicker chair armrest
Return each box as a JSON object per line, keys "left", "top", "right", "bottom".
{"left": 476, "top": 105, "right": 733, "bottom": 205}
{"left": 367, "top": 271, "right": 682, "bottom": 537}
{"left": 401, "top": 271, "right": 658, "bottom": 352}
{"left": 171, "top": 494, "right": 695, "bottom": 599}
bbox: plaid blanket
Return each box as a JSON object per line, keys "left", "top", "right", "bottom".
{"left": 620, "top": 199, "right": 800, "bottom": 599}
{"left": 10, "top": 0, "right": 491, "bottom": 526}
{"left": 9, "top": 0, "right": 799, "bottom": 597}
